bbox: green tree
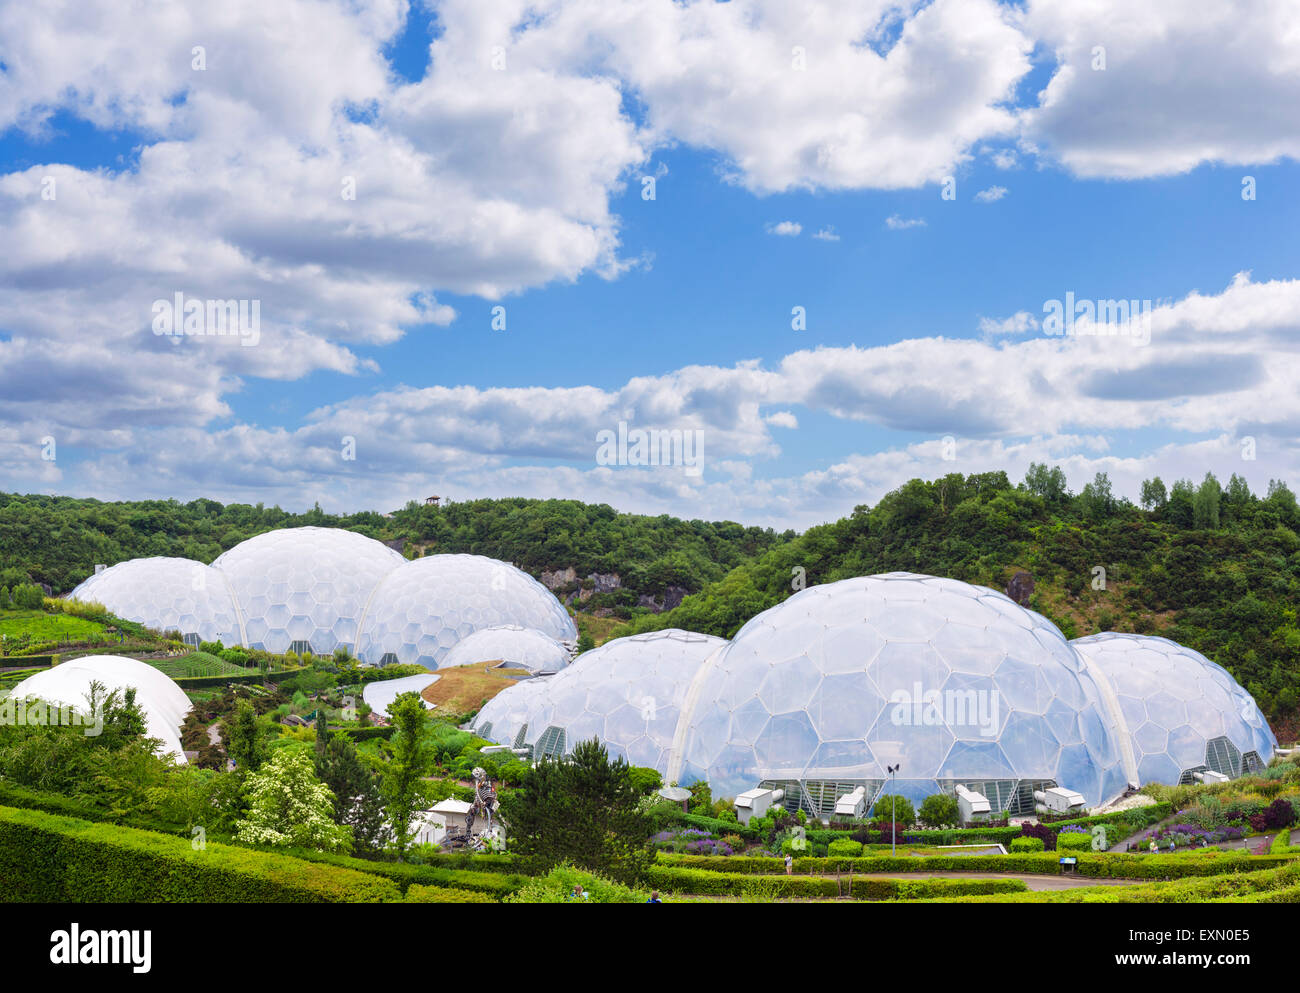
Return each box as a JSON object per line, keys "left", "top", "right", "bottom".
{"left": 315, "top": 711, "right": 386, "bottom": 855}
{"left": 1139, "top": 477, "right": 1167, "bottom": 511}
{"left": 224, "top": 699, "right": 269, "bottom": 772}
{"left": 1023, "top": 463, "right": 1069, "bottom": 503}
{"left": 1077, "top": 472, "right": 1114, "bottom": 520}
{"left": 1193, "top": 472, "right": 1222, "bottom": 529}
{"left": 381, "top": 692, "right": 433, "bottom": 859}
{"left": 870, "top": 793, "right": 915, "bottom": 826}
{"left": 235, "top": 748, "right": 352, "bottom": 852}
{"left": 502, "top": 739, "right": 652, "bottom": 884}
{"left": 918, "top": 792, "right": 960, "bottom": 827}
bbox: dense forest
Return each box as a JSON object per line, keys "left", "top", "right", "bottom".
{"left": 3, "top": 466, "right": 1298, "bottom": 724}
{"left": 0, "top": 493, "right": 790, "bottom": 602}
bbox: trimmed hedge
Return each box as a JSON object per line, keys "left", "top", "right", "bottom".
{"left": 0, "top": 805, "right": 401, "bottom": 902}
{"left": 851, "top": 877, "right": 1027, "bottom": 900}
{"left": 646, "top": 864, "right": 1026, "bottom": 900}
{"left": 280, "top": 847, "right": 526, "bottom": 897}
{"left": 404, "top": 883, "right": 497, "bottom": 903}
{"left": 655, "top": 850, "right": 1299, "bottom": 879}
{"left": 0, "top": 781, "right": 188, "bottom": 837}
{"left": 1009, "top": 837, "right": 1045, "bottom": 852}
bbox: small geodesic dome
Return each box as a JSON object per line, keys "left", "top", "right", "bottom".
{"left": 1071, "top": 633, "right": 1277, "bottom": 786}
{"left": 483, "top": 629, "right": 728, "bottom": 772}
{"left": 67, "top": 556, "right": 244, "bottom": 646}
{"left": 439, "top": 625, "right": 571, "bottom": 673}
{"left": 354, "top": 554, "right": 576, "bottom": 669}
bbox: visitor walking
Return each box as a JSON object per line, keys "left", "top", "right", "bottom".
{"left": 784, "top": 853, "right": 793, "bottom": 875}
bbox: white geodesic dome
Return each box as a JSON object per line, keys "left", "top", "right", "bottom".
{"left": 354, "top": 554, "right": 577, "bottom": 669}
{"left": 667, "top": 573, "right": 1129, "bottom": 812}
{"left": 472, "top": 676, "right": 550, "bottom": 749}
{"left": 9, "top": 655, "right": 191, "bottom": 762}
{"left": 67, "top": 557, "right": 245, "bottom": 646}
{"left": 1071, "top": 633, "right": 1277, "bottom": 786}
{"left": 495, "top": 629, "right": 728, "bottom": 772}
{"left": 439, "top": 625, "right": 571, "bottom": 673}
{"left": 211, "top": 527, "right": 404, "bottom": 655}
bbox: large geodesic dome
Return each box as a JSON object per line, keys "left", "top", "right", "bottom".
{"left": 355, "top": 554, "right": 577, "bottom": 669}
{"left": 1071, "top": 633, "right": 1277, "bottom": 786}
{"left": 666, "top": 574, "right": 1128, "bottom": 814}
{"left": 211, "top": 527, "right": 405, "bottom": 655}
{"left": 9, "top": 655, "right": 191, "bottom": 762}
{"left": 487, "top": 630, "right": 728, "bottom": 771}
{"left": 440, "top": 625, "right": 571, "bottom": 673}
{"left": 67, "top": 557, "right": 245, "bottom": 647}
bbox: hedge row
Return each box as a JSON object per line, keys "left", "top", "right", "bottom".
{"left": 404, "top": 883, "right": 497, "bottom": 903}
{"left": 646, "top": 864, "right": 1025, "bottom": 900}
{"left": 655, "top": 850, "right": 1298, "bottom": 879}
{"left": 0, "top": 781, "right": 188, "bottom": 837}
{"left": 280, "top": 847, "right": 526, "bottom": 897}
{"left": 932, "top": 860, "right": 1300, "bottom": 904}
{"left": 0, "top": 805, "right": 401, "bottom": 902}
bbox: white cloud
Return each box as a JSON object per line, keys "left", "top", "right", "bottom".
{"left": 1017, "top": 0, "right": 1300, "bottom": 178}
{"left": 974, "top": 185, "right": 1007, "bottom": 202}
{"left": 812, "top": 226, "right": 840, "bottom": 241}
{"left": 765, "top": 220, "right": 802, "bottom": 237}
{"left": 978, "top": 311, "right": 1039, "bottom": 337}
{"left": 885, "top": 214, "right": 927, "bottom": 230}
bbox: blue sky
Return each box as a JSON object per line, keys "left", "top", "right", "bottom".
{"left": 2, "top": 1, "right": 1298, "bottom": 528}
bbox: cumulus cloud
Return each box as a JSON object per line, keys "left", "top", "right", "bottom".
{"left": 885, "top": 214, "right": 927, "bottom": 230}
{"left": 979, "top": 311, "right": 1039, "bottom": 337}
{"left": 765, "top": 220, "right": 802, "bottom": 237}
{"left": 1017, "top": 0, "right": 1300, "bottom": 178}
{"left": 811, "top": 226, "right": 840, "bottom": 241}
{"left": 974, "top": 185, "right": 1007, "bottom": 202}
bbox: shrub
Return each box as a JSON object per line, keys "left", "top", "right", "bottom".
{"left": 827, "top": 838, "right": 864, "bottom": 858}
{"left": 918, "top": 792, "right": 960, "bottom": 828}
{"left": 871, "top": 794, "right": 915, "bottom": 826}
{"left": 1057, "top": 830, "right": 1093, "bottom": 853}
{"left": 505, "top": 863, "right": 650, "bottom": 903}
{"left": 405, "top": 884, "right": 497, "bottom": 903}
{"left": 1018, "top": 821, "right": 1057, "bottom": 851}
{"left": 1265, "top": 798, "right": 1297, "bottom": 830}
{"left": 1009, "top": 836, "right": 1045, "bottom": 852}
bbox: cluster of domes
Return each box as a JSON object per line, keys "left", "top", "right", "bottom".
{"left": 474, "top": 573, "right": 1277, "bottom": 814}
{"left": 66, "top": 528, "right": 577, "bottom": 668}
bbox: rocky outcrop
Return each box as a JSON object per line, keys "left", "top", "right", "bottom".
{"left": 1005, "top": 570, "right": 1034, "bottom": 607}
{"left": 538, "top": 567, "right": 682, "bottom": 614}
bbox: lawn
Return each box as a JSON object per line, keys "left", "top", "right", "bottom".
{"left": 0, "top": 609, "right": 108, "bottom": 648}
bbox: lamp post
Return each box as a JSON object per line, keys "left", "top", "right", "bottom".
{"left": 887, "top": 764, "right": 900, "bottom": 857}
